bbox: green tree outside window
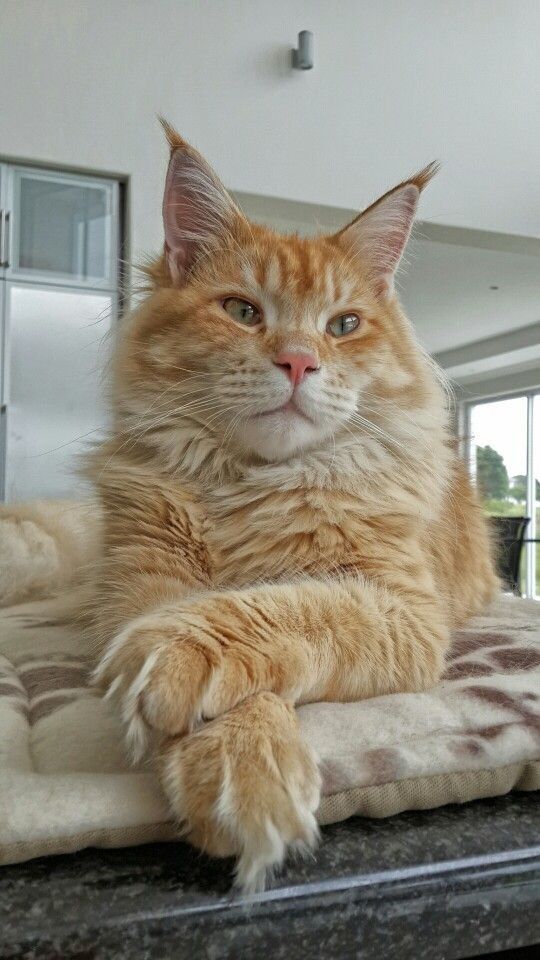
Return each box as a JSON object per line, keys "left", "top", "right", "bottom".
{"left": 475, "top": 445, "right": 509, "bottom": 500}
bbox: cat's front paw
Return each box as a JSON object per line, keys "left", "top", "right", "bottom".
{"left": 94, "top": 603, "right": 264, "bottom": 759}
{"left": 160, "top": 692, "right": 321, "bottom": 893}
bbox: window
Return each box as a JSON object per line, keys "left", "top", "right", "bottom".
{"left": 466, "top": 392, "right": 540, "bottom": 599}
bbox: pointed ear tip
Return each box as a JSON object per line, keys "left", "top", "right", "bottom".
{"left": 411, "top": 160, "right": 441, "bottom": 192}
{"left": 158, "top": 116, "right": 188, "bottom": 153}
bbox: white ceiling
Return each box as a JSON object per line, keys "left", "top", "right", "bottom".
{"left": 400, "top": 236, "right": 540, "bottom": 354}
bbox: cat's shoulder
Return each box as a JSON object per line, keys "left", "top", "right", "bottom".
{"left": 84, "top": 437, "right": 204, "bottom": 512}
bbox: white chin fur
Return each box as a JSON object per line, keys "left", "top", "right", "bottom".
{"left": 236, "top": 411, "right": 330, "bottom": 462}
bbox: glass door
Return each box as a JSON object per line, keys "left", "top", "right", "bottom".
{"left": 5, "top": 167, "right": 118, "bottom": 290}
{"left": 3, "top": 283, "right": 115, "bottom": 502}
{"left": 0, "top": 161, "right": 121, "bottom": 501}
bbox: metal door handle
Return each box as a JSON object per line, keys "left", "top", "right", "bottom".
{"left": 2, "top": 210, "right": 10, "bottom": 268}
{"left": 0, "top": 209, "right": 4, "bottom": 266}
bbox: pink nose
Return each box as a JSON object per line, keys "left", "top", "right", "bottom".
{"left": 273, "top": 351, "right": 319, "bottom": 387}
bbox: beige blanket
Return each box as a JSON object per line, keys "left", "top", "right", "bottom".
{"left": 0, "top": 594, "right": 538, "bottom": 865}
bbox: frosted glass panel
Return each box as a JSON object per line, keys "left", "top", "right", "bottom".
{"left": 5, "top": 285, "right": 113, "bottom": 501}
{"left": 14, "top": 173, "right": 113, "bottom": 284}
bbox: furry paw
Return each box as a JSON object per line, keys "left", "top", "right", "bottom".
{"left": 94, "top": 604, "right": 263, "bottom": 760}
{"left": 160, "top": 692, "right": 321, "bottom": 893}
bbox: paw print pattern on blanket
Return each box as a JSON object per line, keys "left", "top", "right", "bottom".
{"left": 0, "top": 652, "right": 96, "bottom": 724}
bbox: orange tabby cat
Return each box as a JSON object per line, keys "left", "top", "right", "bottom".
{"left": 86, "top": 123, "right": 497, "bottom": 891}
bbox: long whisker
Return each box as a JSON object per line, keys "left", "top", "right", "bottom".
{"left": 169, "top": 400, "right": 249, "bottom": 480}
{"left": 346, "top": 412, "right": 422, "bottom": 470}
{"left": 127, "top": 396, "right": 227, "bottom": 445}
{"left": 98, "top": 395, "right": 228, "bottom": 474}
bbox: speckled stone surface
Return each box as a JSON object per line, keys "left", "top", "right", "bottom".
{"left": 1, "top": 794, "right": 539, "bottom": 960}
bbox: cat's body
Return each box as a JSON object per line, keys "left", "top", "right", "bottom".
{"left": 0, "top": 125, "right": 497, "bottom": 891}
{"left": 89, "top": 370, "right": 492, "bottom": 639}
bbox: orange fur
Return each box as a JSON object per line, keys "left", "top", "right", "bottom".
{"left": 86, "top": 126, "right": 498, "bottom": 891}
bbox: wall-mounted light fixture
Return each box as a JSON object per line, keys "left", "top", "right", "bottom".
{"left": 292, "top": 30, "right": 314, "bottom": 70}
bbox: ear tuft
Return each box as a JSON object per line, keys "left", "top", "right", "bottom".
{"left": 334, "top": 161, "right": 440, "bottom": 299}
{"left": 159, "top": 116, "right": 189, "bottom": 155}
{"left": 408, "top": 160, "right": 441, "bottom": 193}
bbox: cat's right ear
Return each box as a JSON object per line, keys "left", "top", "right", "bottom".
{"left": 161, "top": 120, "right": 241, "bottom": 285}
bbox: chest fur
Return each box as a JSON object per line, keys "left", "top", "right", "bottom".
{"left": 204, "top": 485, "right": 391, "bottom": 586}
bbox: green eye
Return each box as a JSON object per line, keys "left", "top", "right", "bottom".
{"left": 327, "top": 313, "right": 361, "bottom": 338}
{"left": 222, "top": 297, "right": 261, "bottom": 326}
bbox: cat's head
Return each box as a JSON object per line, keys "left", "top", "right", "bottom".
{"left": 118, "top": 123, "right": 441, "bottom": 466}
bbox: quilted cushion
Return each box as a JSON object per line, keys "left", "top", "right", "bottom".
{"left": 0, "top": 594, "right": 538, "bottom": 865}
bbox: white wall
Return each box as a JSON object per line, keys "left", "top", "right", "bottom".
{"left": 1, "top": 0, "right": 539, "bottom": 269}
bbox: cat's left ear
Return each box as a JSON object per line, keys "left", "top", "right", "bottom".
{"left": 160, "top": 118, "right": 244, "bottom": 285}
{"left": 333, "top": 162, "right": 439, "bottom": 298}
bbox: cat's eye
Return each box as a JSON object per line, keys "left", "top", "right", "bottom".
{"left": 327, "top": 313, "right": 361, "bottom": 338}
{"left": 222, "top": 297, "right": 261, "bottom": 327}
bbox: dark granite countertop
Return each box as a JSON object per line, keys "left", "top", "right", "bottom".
{"left": 1, "top": 793, "right": 539, "bottom": 960}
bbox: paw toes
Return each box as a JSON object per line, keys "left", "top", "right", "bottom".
{"left": 159, "top": 693, "right": 322, "bottom": 893}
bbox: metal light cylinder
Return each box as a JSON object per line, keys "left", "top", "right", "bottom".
{"left": 292, "top": 30, "right": 314, "bottom": 70}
